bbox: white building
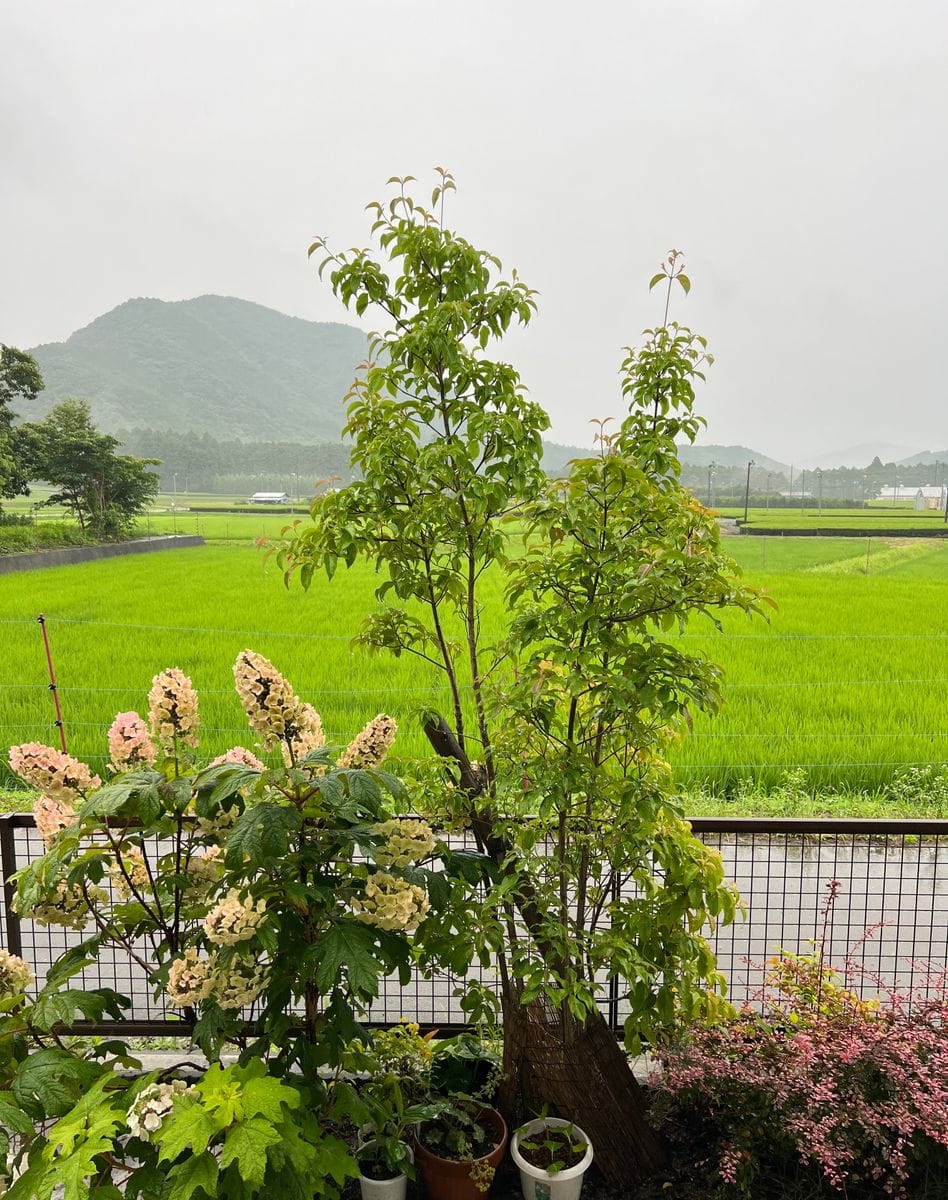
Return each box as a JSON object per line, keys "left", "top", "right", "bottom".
{"left": 249, "top": 492, "right": 290, "bottom": 505}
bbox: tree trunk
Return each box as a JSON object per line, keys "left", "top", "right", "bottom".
{"left": 498, "top": 984, "right": 667, "bottom": 1187}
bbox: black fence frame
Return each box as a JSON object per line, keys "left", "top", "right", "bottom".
{"left": 3, "top": 812, "right": 948, "bottom": 1037}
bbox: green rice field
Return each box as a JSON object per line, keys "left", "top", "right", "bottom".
{"left": 717, "top": 505, "right": 948, "bottom": 533}
{"left": 1, "top": 535, "right": 946, "bottom": 800}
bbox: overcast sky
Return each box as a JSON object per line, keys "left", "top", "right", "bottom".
{"left": 3, "top": 0, "right": 947, "bottom": 462}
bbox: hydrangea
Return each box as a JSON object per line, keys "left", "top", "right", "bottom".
{"left": 165, "top": 948, "right": 213, "bottom": 1007}
{"left": 233, "top": 650, "right": 326, "bottom": 762}
{"left": 210, "top": 746, "right": 266, "bottom": 771}
{"left": 203, "top": 889, "right": 267, "bottom": 946}
{"left": 337, "top": 714, "right": 397, "bottom": 769}
{"left": 372, "top": 818, "right": 437, "bottom": 868}
{"left": 32, "top": 794, "right": 76, "bottom": 848}
{"left": 210, "top": 954, "right": 270, "bottom": 1010}
{"left": 110, "top": 847, "right": 153, "bottom": 898}
{"left": 22, "top": 881, "right": 106, "bottom": 931}
{"left": 127, "top": 1080, "right": 192, "bottom": 1141}
{"left": 0, "top": 950, "right": 33, "bottom": 997}
{"left": 107, "top": 711, "right": 158, "bottom": 771}
{"left": 8, "top": 743, "right": 101, "bottom": 803}
{"left": 352, "top": 871, "right": 430, "bottom": 932}
{"left": 148, "top": 668, "right": 200, "bottom": 751}
{"left": 183, "top": 846, "right": 224, "bottom": 897}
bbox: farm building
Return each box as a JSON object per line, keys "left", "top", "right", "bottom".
{"left": 877, "top": 485, "right": 947, "bottom": 510}
{"left": 249, "top": 491, "right": 290, "bottom": 504}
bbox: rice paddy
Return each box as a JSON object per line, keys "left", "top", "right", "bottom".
{"left": 1, "top": 533, "right": 946, "bottom": 798}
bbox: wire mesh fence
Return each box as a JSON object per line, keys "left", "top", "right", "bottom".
{"left": 3, "top": 813, "right": 947, "bottom": 1036}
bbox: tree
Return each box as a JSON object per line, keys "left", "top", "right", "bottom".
{"left": 0, "top": 344, "right": 43, "bottom": 500}
{"left": 278, "top": 176, "right": 767, "bottom": 1184}
{"left": 19, "top": 398, "right": 159, "bottom": 537}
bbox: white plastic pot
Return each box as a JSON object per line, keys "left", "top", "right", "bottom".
{"left": 357, "top": 1140, "right": 413, "bottom": 1200}
{"left": 511, "top": 1117, "right": 594, "bottom": 1200}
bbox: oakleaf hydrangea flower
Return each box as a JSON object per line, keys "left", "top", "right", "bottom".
{"left": 183, "top": 846, "right": 224, "bottom": 897}
{"left": 165, "top": 948, "right": 213, "bottom": 1007}
{"left": 148, "top": 668, "right": 200, "bottom": 751}
{"left": 337, "top": 714, "right": 397, "bottom": 769}
{"left": 0, "top": 950, "right": 33, "bottom": 997}
{"left": 109, "top": 847, "right": 152, "bottom": 898}
{"left": 107, "top": 711, "right": 158, "bottom": 771}
{"left": 22, "top": 881, "right": 106, "bottom": 931}
{"left": 210, "top": 954, "right": 270, "bottom": 1010}
{"left": 233, "top": 650, "right": 325, "bottom": 761}
{"left": 352, "top": 871, "right": 430, "bottom": 932}
{"left": 210, "top": 746, "right": 266, "bottom": 771}
{"left": 203, "top": 889, "right": 267, "bottom": 946}
{"left": 127, "top": 1080, "right": 192, "bottom": 1141}
{"left": 372, "top": 818, "right": 437, "bottom": 868}
{"left": 32, "top": 794, "right": 76, "bottom": 848}
{"left": 8, "top": 743, "right": 101, "bottom": 803}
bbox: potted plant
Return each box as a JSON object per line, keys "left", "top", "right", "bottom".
{"left": 511, "top": 1115, "right": 594, "bottom": 1200}
{"left": 415, "top": 1097, "right": 508, "bottom": 1200}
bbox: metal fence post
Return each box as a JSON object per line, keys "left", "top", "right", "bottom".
{"left": 0, "top": 816, "right": 23, "bottom": 956}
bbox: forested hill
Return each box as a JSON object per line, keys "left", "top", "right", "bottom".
{"left": 28, "top": 295, "right": 367, "bottom": 443}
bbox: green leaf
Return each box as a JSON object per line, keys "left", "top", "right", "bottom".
{"left": 648, "top": 272, "right": 666, "bottom": 290}
{"left": 166, "top": 1150, "right": 219, "bottom": 1200}
{"left": 220, "top": 1116, "right": 283, "bottom": 1190}
{"left": 156, "top": 1095, "right": 219, "bottom": 1162}
{"left": 315, "top": 921, "right": 382, "bottom": 997}
{"left": 12, "top": 1049, "right": 105, "bottom": 1120}
{"left": 0, "top": 1092, "right": 34, "bottom": 1135}
{"left": 225, "top": 803, "right": 300, "bottom": 869}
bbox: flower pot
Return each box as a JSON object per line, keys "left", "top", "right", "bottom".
{"left": 511, "top": 1117, "right": 594, "bottom": 1200}
{"left": 415, "top": 1106, "right": 508, "bottom": 1200}
{"left": 357, "top": 1140, "right": 413, "bottom": 1200}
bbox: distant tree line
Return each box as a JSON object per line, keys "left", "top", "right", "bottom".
{"left": 679, "top": 457, "right": 948, "bottom": 506}
{"left": 114, "top": 427, "right": 355, "bottom": 495}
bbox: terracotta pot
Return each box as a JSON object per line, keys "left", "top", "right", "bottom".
{"left": 415, "top": 1106, "right": 508, "bottom": 1200}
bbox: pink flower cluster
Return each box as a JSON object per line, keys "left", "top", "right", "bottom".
{"left": 210, "top": 746, "right": 265, "bottom": 771}
{"left": 148, "top": 668, "right": 200, "bottom": 751}
{"left": 32, "top": 794, "right": 76, "bottom": 847}
{"left": 232, "top": 650, "right": 325, "bottom": 764}
{"left": 8, "top": 743, "right": 101, "bottom": 802}
{"left": 107, "top": 711, "right": 158, "bottom": 771}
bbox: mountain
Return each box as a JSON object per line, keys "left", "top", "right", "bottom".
{"left": 676, "top": 443, "right": 789, "bottom": 474}
{"left": 897, "top": 448, "right": 948, "bottom": 467}
{"left": 28, "top": 295, "right": 368, "bottom": 443}
{"left": 801, "top": 442, "right": 924, "bottom": 469}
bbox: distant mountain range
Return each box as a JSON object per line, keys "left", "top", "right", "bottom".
{"left": 29, "top": 295, "right": 367, "bottom": 443}
{"left": 24, "top": 295, "right": 944, "bottom": 474}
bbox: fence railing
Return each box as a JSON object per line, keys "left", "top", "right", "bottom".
{"left": 2, "top": 813, "right": 947, "bottom": 1036}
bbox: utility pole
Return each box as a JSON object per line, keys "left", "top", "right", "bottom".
{"left": 743, "top": 459, "right": 755, "bottom": 525}
{"left": 765, "top": 471, "right": 772, "bottom": 508}
{"left": 788, "top": 464, "right": 794, "bottom": 505}
{"left": 707, "top": 461, "right": 716, "bottom": 507}
{"left": 817, "top": 468, "right": 823, "bottom": 517}
{"left": 801, "top": 469, "right": 807, "bottom": 513}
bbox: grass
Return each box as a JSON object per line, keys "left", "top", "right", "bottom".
{"left": 717, "top": 505, "right": 948, "bottom": 533}
{"left": 1, "top": 536, "right": 946, "bottom": 799}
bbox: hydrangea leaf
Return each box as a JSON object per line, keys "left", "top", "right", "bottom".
{"left": 165, "top": 1150, "right": 219, "bottom": 1200}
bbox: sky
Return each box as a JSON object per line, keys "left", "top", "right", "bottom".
{"left": 3, "top": 0, "right": 947, "bottom": 463}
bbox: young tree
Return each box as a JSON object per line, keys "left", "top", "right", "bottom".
{"left": 19, "top": 398, "right": 159, "bottom": 537}
{"left": 278, "top": 176, "right": 767, "bottom": 1183}
{"left": 0, "top": 344, "right": 43, "bottom": 500}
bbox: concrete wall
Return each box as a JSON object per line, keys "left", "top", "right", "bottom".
{"left": 0, "top": 535, "right": 205, "bottom": 575}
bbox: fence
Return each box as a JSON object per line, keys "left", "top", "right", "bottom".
{"left": 3, "top": 813, "right": 947, "bottom": 1037}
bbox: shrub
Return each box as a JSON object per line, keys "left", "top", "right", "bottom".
{"left": 652, "top": 882, "right": 948, "bottom": 1197}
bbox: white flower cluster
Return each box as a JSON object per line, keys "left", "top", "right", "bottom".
{"left": 203, "top": 890, "right": 267, "bottom": 946}
{"left": 195, "top": 805, "right": 239, "bottom": 838}
{"left": 211, "top": 955, "right": 270, "bottom": 1010}
{"left": 372, "top": 818, "right": 437, "bottom": 868}
{"left": 110, "top": 847, "right": 152, "bottom": 898}
{"left": 337, "top": 714, "right": 397, "bottom": 769}
{"left": 352, "top": 872, "right": 430, "bottom": 932}
{"left": 183, "top": 847, "right": 223, "bottom": 898}
{"left": 24, "top": 881, "right": 106, "bottom": 931}
{"left": 165, "top": 948, "right": 213, "bottom": 1007}
{"left": 165, "top": 948, "right": 269, "bottom": 1010}
{"left": 0, "top": 950, "right": 33, "bottom": 998}
{"left": 127, "top": 1079, "right": 192, "bottom": 1141}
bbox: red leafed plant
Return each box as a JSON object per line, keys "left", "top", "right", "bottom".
{"left": 651, "top": 880, "right": 948, "bottom": 1198}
